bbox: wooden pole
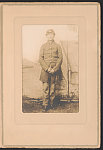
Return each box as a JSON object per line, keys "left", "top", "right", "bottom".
{"left": 67, "top": 41, "right": 69, "bottom": 98}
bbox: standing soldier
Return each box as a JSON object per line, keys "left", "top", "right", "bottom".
{"left": 39, "top": 29, "right": 63, "bottom": 111}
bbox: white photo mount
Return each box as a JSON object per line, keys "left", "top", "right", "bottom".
{"left": 0, "top": 2, "right": 101, "bottom": 148}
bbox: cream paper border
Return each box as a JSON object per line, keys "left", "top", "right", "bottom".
{"left": 14, "top": 17, "right": 86, "bottom": 125}
{"left": 1, "top": 2, "right": 100, "bottom": 148}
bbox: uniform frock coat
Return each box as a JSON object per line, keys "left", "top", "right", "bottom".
{"left": 39, "top": 40, "right": 63, "bottom": 83}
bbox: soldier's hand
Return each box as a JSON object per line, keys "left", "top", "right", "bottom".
{"left": 50, "top": 69, "right": 54, "bottom": 74}
{"left": 48, "top": 67, "right": 51, "bottom": 73}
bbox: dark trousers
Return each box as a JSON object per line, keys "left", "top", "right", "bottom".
{"left": 42, "top": 74, "right": 56, "bottom": 106}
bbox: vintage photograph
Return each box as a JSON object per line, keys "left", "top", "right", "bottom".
{"left": 22, "top": 25, "right": 79, "bottom": 113}
{"left": 1, "top": 2, "right": 100, "bottom": 148}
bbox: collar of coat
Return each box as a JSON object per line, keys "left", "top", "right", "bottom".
{"left": 47, "top": 40, "right": 55, "bottom": 45}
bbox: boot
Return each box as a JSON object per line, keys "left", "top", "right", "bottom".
{"left": 50, "top": 104, "right": 55, "bottom": 110}
{"left": 42, "top": 105, "right": 49, "bottom": 112}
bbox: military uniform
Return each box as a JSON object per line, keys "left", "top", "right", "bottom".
{"left": 39, "top": 33, "right": 63, "bottom": 107}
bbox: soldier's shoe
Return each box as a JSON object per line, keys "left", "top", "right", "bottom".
{"left": 42, "top": 105, "right": 49, "bottom": 112}
{"left": 50, "top": 104, "right": 55, "bottom": 110}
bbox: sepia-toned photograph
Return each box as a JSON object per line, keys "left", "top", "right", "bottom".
{"left": 22, "top": 25, "right": 79, "bottom": 113}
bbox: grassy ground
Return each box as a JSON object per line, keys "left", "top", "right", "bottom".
{"left": 22, "top": 96, "right": 79, "bottom": 113}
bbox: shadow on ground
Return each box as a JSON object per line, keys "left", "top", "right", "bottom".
{"left": 22, "top": 96, "right": 79, "bottom": 113}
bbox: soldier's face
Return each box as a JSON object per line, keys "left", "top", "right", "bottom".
{"left": 46, "top": 33, "right": 55, "bottom": 41}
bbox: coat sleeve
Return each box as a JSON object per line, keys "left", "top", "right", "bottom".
{"left": 53, "top": 44, "right": 63, "bottom": 72}
{"left": 39, "top": 45, "right": 49, "bottom": 71}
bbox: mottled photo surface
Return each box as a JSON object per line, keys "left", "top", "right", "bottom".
{"left": 22, "top": 25, "right": 79, "bottom": 113}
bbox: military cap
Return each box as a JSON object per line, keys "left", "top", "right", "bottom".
{"left": 46, "top": 29, "right": 55, "bottom": 35}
